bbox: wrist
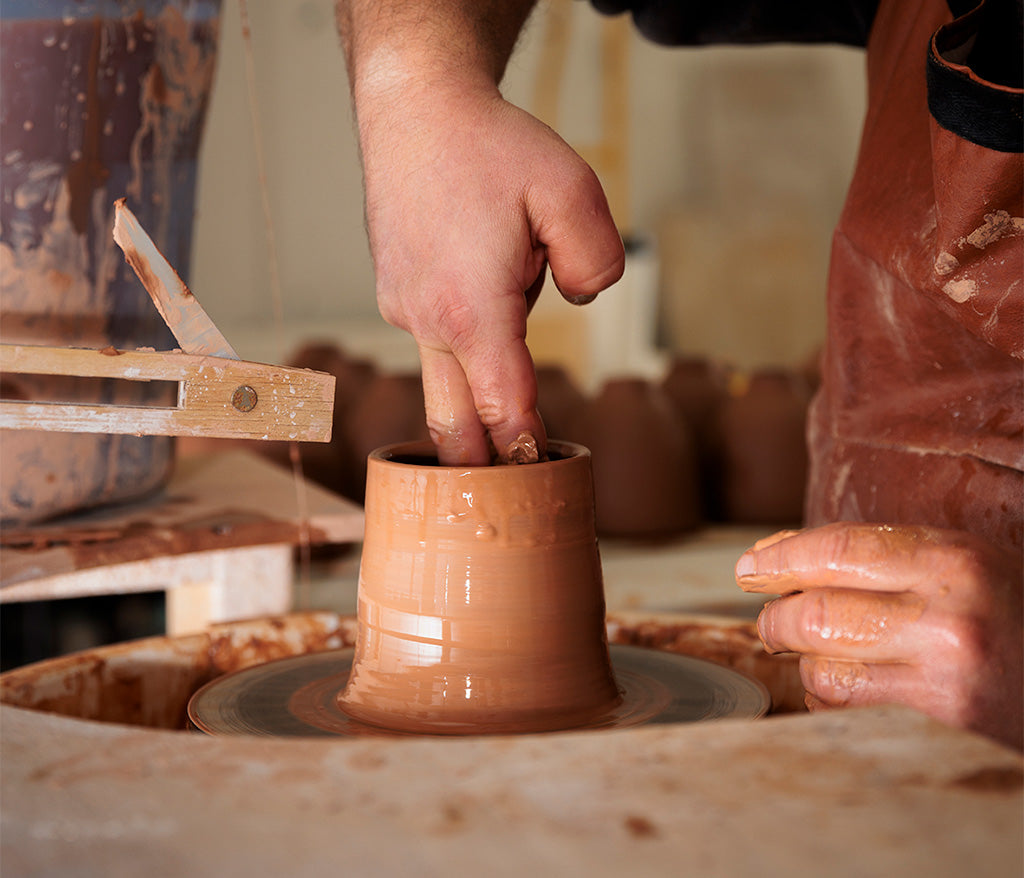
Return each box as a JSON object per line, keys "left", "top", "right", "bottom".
{"left": 337, "top": 1, "right": 535, "bottom": 102}
{"left": 350, "top": 45, "right": 499, "bottom": 109}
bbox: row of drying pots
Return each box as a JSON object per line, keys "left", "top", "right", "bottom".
{"left": 244, "top": 343, "right": 815, "bottom": 539}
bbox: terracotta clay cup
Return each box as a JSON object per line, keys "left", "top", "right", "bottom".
{"left": 661, "top": 357, "right": 727, "bottom": 521}
{"left": 716, "top": 368, "right": 812, "bottom": 525}
{"left": 342, "top": 373, "right": 431, "bottom": 501}
{"left": 338, "top": 440, "right": 621, "bottom": 734}
{"left": 534, "top": 364, "right": 587, "bottom": 443}
{"left": 571, "top": 378, "right": 701, "bottom": 539}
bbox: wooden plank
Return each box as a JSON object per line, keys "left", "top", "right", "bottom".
{"left": 0, "top": 344, "right": 335, "bottom": 441}
{"left": 0, "top": 450, "right": 364, "bottom": 589}
{"left": 162, "top": 545, "right": 293, "bottom": 635}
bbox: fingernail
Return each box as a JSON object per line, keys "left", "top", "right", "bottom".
{"left": 567, "top": 292, "right": 598, "bottom": 306}
{"left": 735, "top": 551, "right": 757, "bottom": 579}
{"left": 755, "top": 609, "right": 778, "bottom": 652}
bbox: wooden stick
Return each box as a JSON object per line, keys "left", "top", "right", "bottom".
{"left": 112, "top": 198, "right": 238, "bottom": 359}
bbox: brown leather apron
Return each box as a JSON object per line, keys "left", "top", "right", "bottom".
{"left": 806, "top": 0, "right": 1023, "bottom": 555}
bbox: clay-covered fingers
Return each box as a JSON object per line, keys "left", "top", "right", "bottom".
{"left": 757, "top": 585, "right": 983, "bottom": 726}
{"left": 418, "top": 332, "right": 546, "bottom": 467}
{"left": 455, "top": 331, "right": 546, "bottom": 464}
{"left": 798, "top": 657, "right": 924, "bottom": 711}
{"left": 418, "top": 345, "right": 490, "bottom": 465}
{"left": 735, "top": 522, "right": 1024, "bottom": 747}
{"left": 756, "top": 588, "right": 928, "bottom": 661}
{"left": 735, "top": 522, "right": 974, "bottom": 597}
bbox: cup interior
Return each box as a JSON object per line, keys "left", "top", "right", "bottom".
{"left": 370, "top": 439, "right": 587, "bottom": 467}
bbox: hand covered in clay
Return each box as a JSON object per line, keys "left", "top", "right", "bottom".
{"left": 353, "top": 68, "right": 623, "bottom": 465}
{"left": 736, "top": 522, "right": 1023, "bottom": 750}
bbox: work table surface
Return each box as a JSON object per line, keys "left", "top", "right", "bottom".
{"left": 3, "top": 701, "right": 1021, "bottom": 877}
{"left": 3, "top": 525, "right": 1022, "bottom": 876}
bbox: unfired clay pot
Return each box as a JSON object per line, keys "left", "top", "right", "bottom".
{"left": 661, "top": 357, "right": 727, "bottom": 521}
{"left": 534, "top": 364, "right": 587, "bottom": 444}
{"left": 342, "top": 373, "right": 430, "bottom": 501}
{"left": 716, "top": 369, "right": 811, "bottom": 524}
{"left": 571, "top": 378, "right": 700, "bottom": 539}
{"left": 338, "top": 440, "right": 621, "bottom": 734}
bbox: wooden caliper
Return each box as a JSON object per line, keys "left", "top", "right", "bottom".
{"left": 0, "top": 200, "right": 335, "bottom": 443}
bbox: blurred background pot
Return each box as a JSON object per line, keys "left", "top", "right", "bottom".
{"left": 717, "top": 368, "right": 811, "bottom": 525}
{"left": 573, "top": 377, "right": 700, "bottom": 539}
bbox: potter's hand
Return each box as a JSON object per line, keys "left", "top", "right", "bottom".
{"left": 736, "top": 522, "right": 1023, "bottom": 750}
{"left": 337, "top": 1, "right": 624, "bottom": 465}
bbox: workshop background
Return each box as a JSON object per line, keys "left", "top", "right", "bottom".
{"left": 1, "top": 0, "right": 867, "bottom": 668}
{"left": 192, "top": 0, "right": 866, "bottom": 380}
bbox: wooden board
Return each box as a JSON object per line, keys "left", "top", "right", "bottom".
{"left": 0, "top": 449, "right": 363, "bottom": 592}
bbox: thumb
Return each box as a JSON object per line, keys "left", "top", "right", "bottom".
{"left": 530, "top": 162, "right": 625, "bottom": 305}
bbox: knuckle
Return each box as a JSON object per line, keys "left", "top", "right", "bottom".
{"left": 936, "top": 545, "right": 990, "bottom": 598}
{"left": 435, "top": 298, "right": 481, "bottom": 355}
{"left": 377, "top": 286, "right": 483, "bottom": 354}
{"left": 817, "top": 523, "right": 857, "bottom": 568}
{"left": 939, "top": 611, "right": 987, "bottom": 672}
{"left": 473, "top": 399, "right": 515, "bottom": 434}
{"left": 423, "top": 411, "right": 456, "bottom": 443}
{"left": 375, "top": 288, "right": 408, "bottom": 330}
{"left": 801, "top": 657, "right": 870, "bottom": 707}
{"left": 799, "top": 592, "right": 834, "bottom": 644}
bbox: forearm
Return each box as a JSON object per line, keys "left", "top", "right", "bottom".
{"left": 332, "top": 0, "right": 622, "bottom": 467}
{"left": 335, "top": 0, "right": 537, "bottom": 99}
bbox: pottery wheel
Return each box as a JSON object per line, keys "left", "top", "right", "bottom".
{"left": 188, "top": 645, "right": 769, "bottom": 737}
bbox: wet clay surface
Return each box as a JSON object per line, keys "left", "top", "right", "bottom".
{"left": 0, "top": 611, "right": 786, "bottom": 733}
{"left": 501, "top": 431, "right": 542, "bottom": 465}
{"left": 339, "top": 441, "right": 622, "bottom": 734}
{"left": 189, "top": 644, "right": 767, "bottom": 737}
{"left": 0, "top": 612, "right": 357, "bottom": 730}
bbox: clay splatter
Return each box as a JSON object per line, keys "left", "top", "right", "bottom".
{"left": 933, "top": 251, "right": 959, "bottom": 276}
{"left": 624, "top": 815, "right": 659, "bottom": 838}
{"left": 966, "top": 210, "right": 1024, "bottom": 250}
{"left": 942, "top": 278, "right": 977, "bottom": 303}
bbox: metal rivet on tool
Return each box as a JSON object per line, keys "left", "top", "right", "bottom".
{"left": 231, "top": 385, "right": 258, "bottom": 412}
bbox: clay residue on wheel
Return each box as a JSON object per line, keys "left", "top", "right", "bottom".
{"left": 606, "top": 612, "right": 806, "bottom": 714}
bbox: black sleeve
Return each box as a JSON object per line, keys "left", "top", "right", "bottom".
{"left": 928, "top": 0, "right": 1023, "bottom": 152}
{"left": 589, "top": 0, "right": 881, "bottom": 47}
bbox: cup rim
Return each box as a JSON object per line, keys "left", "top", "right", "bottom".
{"left": 368, "top": 439, "right": 590, "bottom": 468}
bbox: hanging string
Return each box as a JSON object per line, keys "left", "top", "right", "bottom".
{"left": 237, "top": 0, "right": 312, "bottom": 608}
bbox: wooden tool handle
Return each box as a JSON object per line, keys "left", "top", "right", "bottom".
{"left": 0, "top": 344, "right": 335, "bottom": 442}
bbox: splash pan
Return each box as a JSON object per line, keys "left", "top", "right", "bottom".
{"left": 187, "top": 644, "right": 770, "bottom": 737}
